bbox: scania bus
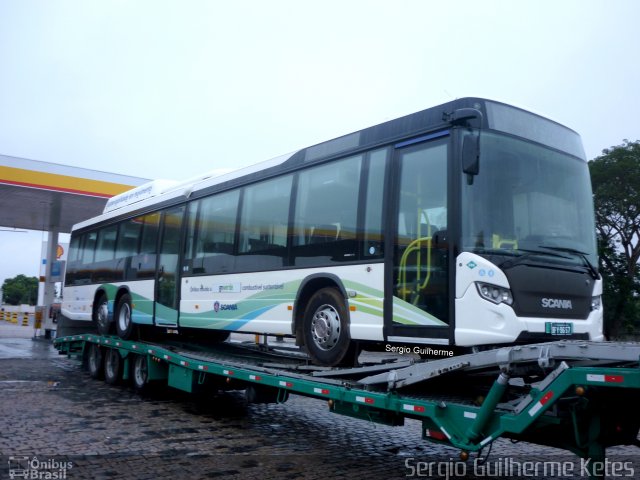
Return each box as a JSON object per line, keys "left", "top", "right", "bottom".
{"left": 62, "top": 98, "right": 603, "bottom": 366}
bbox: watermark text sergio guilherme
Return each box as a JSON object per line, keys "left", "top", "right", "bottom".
{"left": 405, "top": 457, "right": 635, "bottom": 478}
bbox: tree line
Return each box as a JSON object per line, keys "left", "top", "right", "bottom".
{"left": 590, "top": 139, "right": 640, "bottom": 338}
{"left": 1, "top": 274, "right": 38, "bottom": 305}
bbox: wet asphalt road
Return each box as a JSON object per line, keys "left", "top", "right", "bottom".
{"left": 1, "top": 323, "right": 639, "bottom": 479}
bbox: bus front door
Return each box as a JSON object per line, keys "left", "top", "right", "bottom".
{"left": 154, "top": 205, "right": 185, "bottom": 327}
{"left": 391, "top": 137, "right": 450, "bottom": 340}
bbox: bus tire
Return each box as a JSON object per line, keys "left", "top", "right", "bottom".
{"left": 303, "top": 287, "right": 356, "bottom": 367}
{"left": 104, "top": 348, "right": 122, "bottom": 385}
{"left": 132, "top": 354, "right": 149, "bottom": 392}
{"left": 87, "top": 343, "right": 104, "bottom": 379}
{"left": 94, "top": 293, "right": 112, "bottom": 335}
{"left": 115, "top": 293, "right": 135, "bottom": 340}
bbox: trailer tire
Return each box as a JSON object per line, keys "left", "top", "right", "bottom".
{"left": 87, "top": 343, "right": 104, "bottom": 379}
{"left": 131, "top": 354, "right": 150, "bottom": 392}
{"left": 104, "top": 348, "right": 122, "bottom": 385}
{"left": 94, "top": 293, "right": 112, "bottom": 335}
{"left": 115, "top": 293, "right": 135, "bottom": 340}
{"left": 303, "top": 288, "right": 356, "bottom": 367}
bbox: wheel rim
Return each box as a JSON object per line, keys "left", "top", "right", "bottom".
{"left": 96, "top": 301, "right": 109, "bottom": 330}
{"left": 106, "top": 351, "right": 118, "bottom": 378}
{"left": 134, "top": 356, "right": 148, "bottom": 386}
{"left": 310, "top": 304, "right": 341, "bottom": 351}
{"left": 118, "top": 302, "right": 131, "bottom": 333}
{"left": 89, "top": 346, "right": 100, "bottom": 372}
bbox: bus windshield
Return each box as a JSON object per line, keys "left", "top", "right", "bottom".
{"left": 460, "top": 131, "right": 598, "bottom": 272}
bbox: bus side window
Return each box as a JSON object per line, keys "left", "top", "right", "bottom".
{"left": 65, "top": 234, "right": 84, "bottom": 285}
{"left": 93, "top": 225, "right": 118, "bottom": 282}
{"left": 183, "top": 201, "right": 199, "bottom": 274}
{"left": 363, "top": 148, "right": 387, "bottom": 258}
{"left": 116, "top": 218, "right": 143, "bottom": 281}
{"left": 292, "top": 155, "right": 362, "bottom": 267}
{"left": 237, "top": 176, "right": 292, "bottom": 271}
{"left": 188, "top": 190, "right": 239, "bottom": 275}
{"left": 82, "top": 231, "right": 98, "bottom": 265}
{"left": 135, "top": 212, "right": 160, "bottom": 280}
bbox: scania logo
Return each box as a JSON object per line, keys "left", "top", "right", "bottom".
{"left": 541, "top": 298, "right": 573, "bottom": 309}
{"left": 213, "top": 301, "right": 238, "bottom": 313}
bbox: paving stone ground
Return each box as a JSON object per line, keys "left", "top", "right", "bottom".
{"left": 0, "top": 334, "right": 639, "bottom": 479}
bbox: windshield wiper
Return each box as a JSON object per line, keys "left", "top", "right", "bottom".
{"left": 472, "top": 247, "right": 521, "bottom": 257}
{"left": 538, "top": 245, "right": 600, "bottom": 280}
{"left": 499, "top": 248, "right": 569, "bottom": 270}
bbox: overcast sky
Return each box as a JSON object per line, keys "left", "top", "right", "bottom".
{"left": 1, "top": 0, "right": 639, "bottom": 287}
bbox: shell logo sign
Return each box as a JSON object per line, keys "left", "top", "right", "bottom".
{"left": 40, "top": 242, "right": 69, "bottom": 282}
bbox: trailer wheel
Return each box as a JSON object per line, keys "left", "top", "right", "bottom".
{"left": 132, "top": 355, "right": 149, "bottom": 392}
{"left": 87, "top": 343, "right": 104, "bottom": 379}
{"left": 115, "top": 293, "right": 135, "bottom": 340}
{"left": 303, "top": 288, "right": 356, "bottom": 366}
{"left": 94, "top": 293, "right": 112, "bottom": 335}
{"left": 104, "top": 348, "right": 122, "bottom": 385}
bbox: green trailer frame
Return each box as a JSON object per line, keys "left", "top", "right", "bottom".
{"left": 54, "top": 335, "right": 640, "bottom": 477}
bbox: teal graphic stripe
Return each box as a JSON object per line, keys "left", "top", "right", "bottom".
{"left": 101, "top": 276, "right": 443, "bottom": 329}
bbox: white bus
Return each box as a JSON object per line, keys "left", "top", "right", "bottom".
{"left": 62, "top": 98, "right": 603, "bottom": 366}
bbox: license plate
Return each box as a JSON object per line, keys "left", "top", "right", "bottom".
{"left": 545, "top": 322, "right": 573, "bottom": 336}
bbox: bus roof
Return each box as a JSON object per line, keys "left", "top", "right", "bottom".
{"left": 74, "top": 97, "right": 583, "bottom": 231}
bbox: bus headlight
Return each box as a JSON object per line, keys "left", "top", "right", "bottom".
{"left": 591, "top": 295, "right": 602, "bottom": 311}
{"left": 476, "top": 282, "right": 513, "bottom": 306}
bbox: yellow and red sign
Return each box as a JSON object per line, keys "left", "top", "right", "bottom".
{"left": 0, "top": 165, "right": 134, "bottom": 198}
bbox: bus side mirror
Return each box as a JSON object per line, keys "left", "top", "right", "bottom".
{"left": 446, "top": 108, "right": 483, "bottom": 128}
{"left": 462, "top": 133, "right": 480, "bottom": 176}
{"left": 445, "top": 107, "right": 482, "bottom": 180}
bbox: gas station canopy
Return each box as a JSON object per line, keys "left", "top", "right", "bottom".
{"left": 0, "top": 153, "right": 150, "bottom": 337}
{"left": 0, "top": 154, "right": 149, "bottom": 232}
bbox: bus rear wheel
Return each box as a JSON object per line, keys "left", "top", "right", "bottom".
{"left": 115, "top": 293, "right": 135, "bottom": 340}
{"left": 93, "top": 294, "right": 112, "bottom": 335}
{"left": 303, "top": 288, "right": 357, "bottom": 367}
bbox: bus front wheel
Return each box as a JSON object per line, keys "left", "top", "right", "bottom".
{"left": 303, "top": 288, "right": 357, "bottom": 367}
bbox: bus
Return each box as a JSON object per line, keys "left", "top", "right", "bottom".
{"left": 62, "top": 98, "right": 603, "bottom": 366}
